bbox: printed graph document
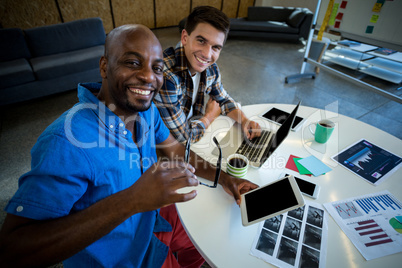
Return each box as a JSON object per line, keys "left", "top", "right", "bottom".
{"left": 323, "top": 190, "right": 402, "bottom": 260}
{"left": 332, "top": 139, "right": 402, "bottom": 185}
{"left": 250, "top": 201, "right": 328, "bottom": 268}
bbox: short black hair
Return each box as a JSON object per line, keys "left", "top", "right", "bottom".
{"left": 184, "top": 6, "right": 230, "bottom": 41}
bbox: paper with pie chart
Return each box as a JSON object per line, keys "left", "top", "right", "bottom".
{"left": 324, "top": 190, "right": 402, "bottom": 260}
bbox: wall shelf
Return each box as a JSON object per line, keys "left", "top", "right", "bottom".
{"left": 323, "top": 42, "right": 402, "bottom": 85}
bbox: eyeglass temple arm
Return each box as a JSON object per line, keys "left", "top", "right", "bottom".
{"left": 198, "top": 137, "right": 222, "bottom": 188}
{"left": 185, "top": 131, "right": 193, "bottom": 163}
{"left": 212, "top": 137, "right": 222, "bottom": 187}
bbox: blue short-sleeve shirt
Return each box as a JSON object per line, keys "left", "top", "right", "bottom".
{"left": 5, "top": 83, "right": 172, "bottom": 267}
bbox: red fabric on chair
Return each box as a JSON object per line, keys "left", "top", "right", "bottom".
{"left": 155, "top": 204, "right": 205, "bottom": 268}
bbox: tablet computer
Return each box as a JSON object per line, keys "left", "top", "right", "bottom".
{"left": 259, "top": 107, "right": 305, "bottom": 131}
{"left": 240, "top": 175, "right": 304, "bottom": 226}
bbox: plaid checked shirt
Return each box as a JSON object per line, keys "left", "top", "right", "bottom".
{"left": 154, "top": 43, "right": 240, "bottom": 143}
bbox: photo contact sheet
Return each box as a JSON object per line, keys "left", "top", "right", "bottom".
{"left": 250, "top": 201, "right": 328, "bottom": 268}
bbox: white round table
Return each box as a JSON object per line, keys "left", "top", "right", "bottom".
{"left": 176, "top": 104, "right": 402, "bottom": 268}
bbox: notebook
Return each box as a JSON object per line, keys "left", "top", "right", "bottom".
{"left": 212, "top": 101, "right": 301, "bottom": 168}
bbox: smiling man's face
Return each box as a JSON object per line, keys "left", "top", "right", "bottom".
{"left": 181, "top": 22, "right": 225, "bottom": 76}
{"left": 99, "top": 25, "right": 164, "bottom": 116}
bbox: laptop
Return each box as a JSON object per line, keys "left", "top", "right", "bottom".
{"left": 212, "top": 101, "right": 301, "bottom": 168}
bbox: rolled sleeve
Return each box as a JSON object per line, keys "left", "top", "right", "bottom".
{"left": 6, "top": 135, "right": 92, "bottom": 220}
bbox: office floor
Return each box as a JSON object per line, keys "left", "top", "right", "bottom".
{"left": 0, "top": 27, "right": 401, "bottom": 266}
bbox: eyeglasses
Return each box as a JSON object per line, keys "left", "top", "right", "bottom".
{"left": 185, "top": 132, "right": 222, "bottom": 188}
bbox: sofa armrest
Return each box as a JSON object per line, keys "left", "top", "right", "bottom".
{"left": 247, "top": 6, "right": 294, "bottom": 22}
{"left": 298, "top": 8, "right": 313, "bottom": 39}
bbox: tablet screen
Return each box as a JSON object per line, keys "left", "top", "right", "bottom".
{"left": 284, "top": 173, "right": 316, "bottom": 196}
{"left": 245, "top": 178, "right": 299, "bottom": 222}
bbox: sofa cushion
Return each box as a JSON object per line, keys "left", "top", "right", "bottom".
{"left": 0, "top": 59, "right": 35, "bottom": 89}
{"left": 0, "top": 28, "right": 31, "bottom": 62}
{"left": 286, "top": 9, "right": 306, "bottom": 28}
{"left": 230, "top": 18, "right": 298, "bottom": 34}
{"left": 30, "top": 45, "right": 104, "bottom": 80}
{"left": 25, "top": 17, "right": 106, "bottom": 57}
{"left": 0, "top": 68, "right": 102, "bottom": 106}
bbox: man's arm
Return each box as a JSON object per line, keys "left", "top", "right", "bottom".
{"left": 198, "top": 97, "right": 221, "bottom": 132}
{"left": 154, "top": 80, "right": 217, "bottom": 143}
{"left": 227, "top": 109, "right": 261, "bottom": 140}
{"left": 0, "top": 161, "right": 198, "bottom": 267}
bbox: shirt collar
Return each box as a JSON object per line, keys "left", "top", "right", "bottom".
{"left": 77, "top": 83, "right": 131, "bottom": 138}
{"left": 172, "top": 42, "right": 190, "bottom": 74}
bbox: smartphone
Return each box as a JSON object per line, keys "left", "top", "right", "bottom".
{"left": 283, "top": 173, "right": 320, "bottom": 199}
{"left": 260, "top": 107, "right": 305, "bottom": 131}
{"left": 240, "top": 175, "right": 305, "bottom": 226}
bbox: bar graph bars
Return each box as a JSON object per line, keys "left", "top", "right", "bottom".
{"left": 354, "top": 193, "right": 402, "bottom": 214}
{"left": 353, "top": 219, "right": 393, "bottom": 247}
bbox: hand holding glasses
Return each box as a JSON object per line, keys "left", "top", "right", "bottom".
{"left": 184, "top": 131, "right": 222, "bottom": 188}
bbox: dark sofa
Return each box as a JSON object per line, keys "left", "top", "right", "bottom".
{"left": 229, "top": 6, "right": 313, "bottom": 41}
{"left": 0, "top": 17, "right": 106, "bottom": 106}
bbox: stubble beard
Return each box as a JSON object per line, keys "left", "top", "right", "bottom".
{"left": 124, "top": 91, "right": 156, "bottom": 113}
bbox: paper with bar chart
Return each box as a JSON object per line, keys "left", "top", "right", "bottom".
{"left": 324, "top": 190, "right": 402, "bottom": 260}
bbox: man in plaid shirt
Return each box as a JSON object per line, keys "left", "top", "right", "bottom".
{"left": 154, "top": 6, "right": 261, "bottom": 143}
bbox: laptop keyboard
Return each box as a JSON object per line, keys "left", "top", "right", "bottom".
{"left": 236, "top": 130, "right": 272, "bottom": 162}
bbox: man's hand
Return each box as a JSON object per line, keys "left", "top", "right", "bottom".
{"left": 204, "top": 97, "right": 221, "bottom": 121}
{"left": 129, "top": 161, "right": 199, "bottom": 212}
{"left": 197, "top": 97, "right": 221, "bottom": 138}
{"left": 241, "top": 119, "right": 261, "bottom": 140}
{"left": 219, "top": 173, "right": 259, "bottom": 206}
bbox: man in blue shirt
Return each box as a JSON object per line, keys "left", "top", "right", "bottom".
{"left": 0, "top": 24, "right": 258, "bottom": 267}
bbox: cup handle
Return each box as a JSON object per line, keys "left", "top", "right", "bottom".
{"left": 309, "top": 123, "right": 315, "bottom": 135}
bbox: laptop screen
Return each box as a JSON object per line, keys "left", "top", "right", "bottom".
{"left": 265, "top": 101, "right": 301, "bottom": 158}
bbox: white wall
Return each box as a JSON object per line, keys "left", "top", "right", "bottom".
{"left": 256, "top": 0, "right": 401, "bottom": 50}
{"left": 316, "top": 0, "right": 402, "bottom": 50}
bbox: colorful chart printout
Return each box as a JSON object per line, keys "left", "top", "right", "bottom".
{"left": 332, "top": 139, "right": 401, "bottom": 185}
{"left": 324, "top": 191, "right": 402, "bottom": 260}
